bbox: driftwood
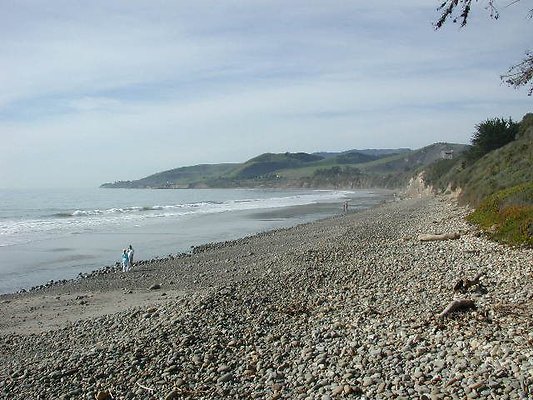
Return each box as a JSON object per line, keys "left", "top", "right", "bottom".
{"left": 136, "top": 382, "right": 155, "bottom": 393}
{"left": 418, "top": 232, "right": 460, "bottom": 242}
{"left": 454, "top": 272, "right": 484, "bottom": 293}
{"left": 438, "top": 298, "right": 476, "bottom": 318}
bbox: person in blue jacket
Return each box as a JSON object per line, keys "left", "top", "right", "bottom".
{"left": 121, "top": 249, "right": 130, "bottom": 272}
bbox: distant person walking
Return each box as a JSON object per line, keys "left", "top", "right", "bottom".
{"left": 343, "top": 201, "right": 349, "bottom": 213}
{"left": 122, "top": 249, "right": 130, "bottom": 272}
{"left": 127, "top": 245, "right": 134, "bottom": 267}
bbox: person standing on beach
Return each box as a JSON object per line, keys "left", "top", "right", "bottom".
{"left": 122, "top": 249, "right": 130, "bottom": 272}
{"left": 127, "top": 245, "right": 134, "bottom": 268}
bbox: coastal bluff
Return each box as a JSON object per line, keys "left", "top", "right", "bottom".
{"left": 1, "top": 195, "right": 531, "bottom": 399}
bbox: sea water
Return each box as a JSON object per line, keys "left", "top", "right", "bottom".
{"left": 0, "top": 188, "right": 391, "bottom": 294}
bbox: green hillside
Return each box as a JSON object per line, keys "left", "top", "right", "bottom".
{"left": 422, "top": 113, "right": 533, "bottom": 246}
{"left": 274, "top": 151, "right": 389, "bottom": 180}
{"left": 314, "top": 148, "right": 409, "bottom": 159}
{"left": 231, "top": 152, "right": 324, "bottom": 179}
{"left": 361, "top": 143, "right": 468, "bottom": 173}
{"left": 101, "top": 163, "right": 241, "bottom": 188}
{"left": 424, "top": 114, "right": 533, "bottom": 205}
{"left": 101, "top": 144, "right": 464, "bottom": 189}
{"left": 281, "top": 143, "right": 468, "bottom": 189}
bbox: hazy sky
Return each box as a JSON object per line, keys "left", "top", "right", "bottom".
{"left": 1, "top": 1, "right": 531, "bottom": 188}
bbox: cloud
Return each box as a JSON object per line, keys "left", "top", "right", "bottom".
{"left": 0, "top": 1, "right": 531, "bottom": 188}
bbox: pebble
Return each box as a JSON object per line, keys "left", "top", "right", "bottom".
{"left": 1, "top": 196, "right": 532, "bottom": 399}
{"left": 218, "top": 373, "right": 233, "bottom": 383}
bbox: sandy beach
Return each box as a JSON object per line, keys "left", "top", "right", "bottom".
{"left": 1, "top": 195, "right": 532, "bottom": 399}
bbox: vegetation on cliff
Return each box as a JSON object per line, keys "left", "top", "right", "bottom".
{"left": 423, "top": 113, "right": 533, "bottom": 247}
{"left": 468, "top": 183, "right": 533, "bottom": 247}
{"left": 424, "top": 114, "right": 532, "bottom": 204}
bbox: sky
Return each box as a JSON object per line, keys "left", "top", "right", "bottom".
{"left": 0, "top": 0, "right": 531, "bottom": 188}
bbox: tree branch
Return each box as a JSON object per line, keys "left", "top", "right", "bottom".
{"left": 435, "top": 0, "right": 499, "bottom": 29}
{"left": 501, "top": 52, "right": 533, "bottom": 96}
{"left": 435, "top": 1, "right": 531, "bottom": 96}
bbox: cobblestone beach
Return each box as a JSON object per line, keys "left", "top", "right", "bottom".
{"left": 1, "top": 195, "right": 532, "bottom": 399}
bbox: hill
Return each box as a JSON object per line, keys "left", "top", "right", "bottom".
{"left": 421, "top": 113, "right": 533, "bottom": 246}
{"left": 101, "top": 163, "right": 241, "bottom": 189}
{"left": 231, "top": 152, "right": 324, "bottom": 179}
{"left": 424, "top": 114, "right": 533, "bottom": 205}
{"left": 313, "top": 148, "right": 409, "bottom": 159}
{"left": 280, "top": 143, "right": 468, "bottom": 189}
{"left": 101, "top": 144, "right": 466, "bottom": 189}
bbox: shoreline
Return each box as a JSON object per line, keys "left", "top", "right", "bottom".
{"left": 1, "top": 195, "right": 532, "bottom": 399}
{"left": 0, "top": 188, "right": 395, "bottom": 296}
{"left": 0, "top": 196, "right": 396, "bottom": 334}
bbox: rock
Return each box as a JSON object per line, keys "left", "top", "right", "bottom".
{"left": 331, "top": 385, "right": 344, "bottom": 395}
{"left": 271, "top": 392, "right": 282, "bottom": 400}
{"left": 413, "top": 369, "right": 424, "bottom": 379}
{"left": 362, "top": 377, "right": 373, "bottom": 387}
{"left": 217, "top": 364, "right": 230, "bottom": 373}
{"left": 149, "top": 284, "right": 161, "bottom": 290}
{"left": 48, "top": 370, "right": 62, "bottom": 379}
{"left": 96, "top": 391, "right": 112, "bottom": 400}
{"left": 164, "top": 390, "right": 179, "bottom": 400}
{"left": 218, "top": 372, "right": 233, "bottom": 383}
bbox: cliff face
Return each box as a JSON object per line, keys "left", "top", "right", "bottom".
{"left": 293, "top": 173, "right": 411, "bottom": 190}
{"left": 412, "top": 114, "right": 532, "bottom": 247}
{"left": 404, "top": 172, "right": 434, "bottom": 198}
{"left": 439, "top": 114, "right": 532, "bottom": 206}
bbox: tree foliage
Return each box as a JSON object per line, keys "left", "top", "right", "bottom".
{"left": 435, "top": 0, "right": 532, "bottom": 95}
{"left": 464, "top": 117, "right": 519, "bottom": 163}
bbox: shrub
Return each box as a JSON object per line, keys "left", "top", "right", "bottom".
{"left": 464, "top": 117, "right": 519, "bottom": 164}
{"left": 467, "top": 182, "right": 533, "bottom": 247}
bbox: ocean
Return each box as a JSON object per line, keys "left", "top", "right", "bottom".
{"left": 0, "top": 188, "right": 392, "bottom": 294}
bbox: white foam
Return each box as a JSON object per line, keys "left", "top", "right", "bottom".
{"left": 0, "top": 190, "right": 354, "bottom": 247}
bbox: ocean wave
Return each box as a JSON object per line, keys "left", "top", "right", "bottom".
{"left": 47, "top": 192, "right": 352, "bottom": 219}
{"left": 0, "top": 190, "right": 355, "bottom": 247}
{"left": 54, "top": 205, "right": 162, "bottom": 217}
{"left": 54, "top": 212, "right": 75, "bottom": 218}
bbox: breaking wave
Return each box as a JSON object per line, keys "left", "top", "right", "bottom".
{"left": 0, "top": 190, "right": 355, "bottom": 247}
